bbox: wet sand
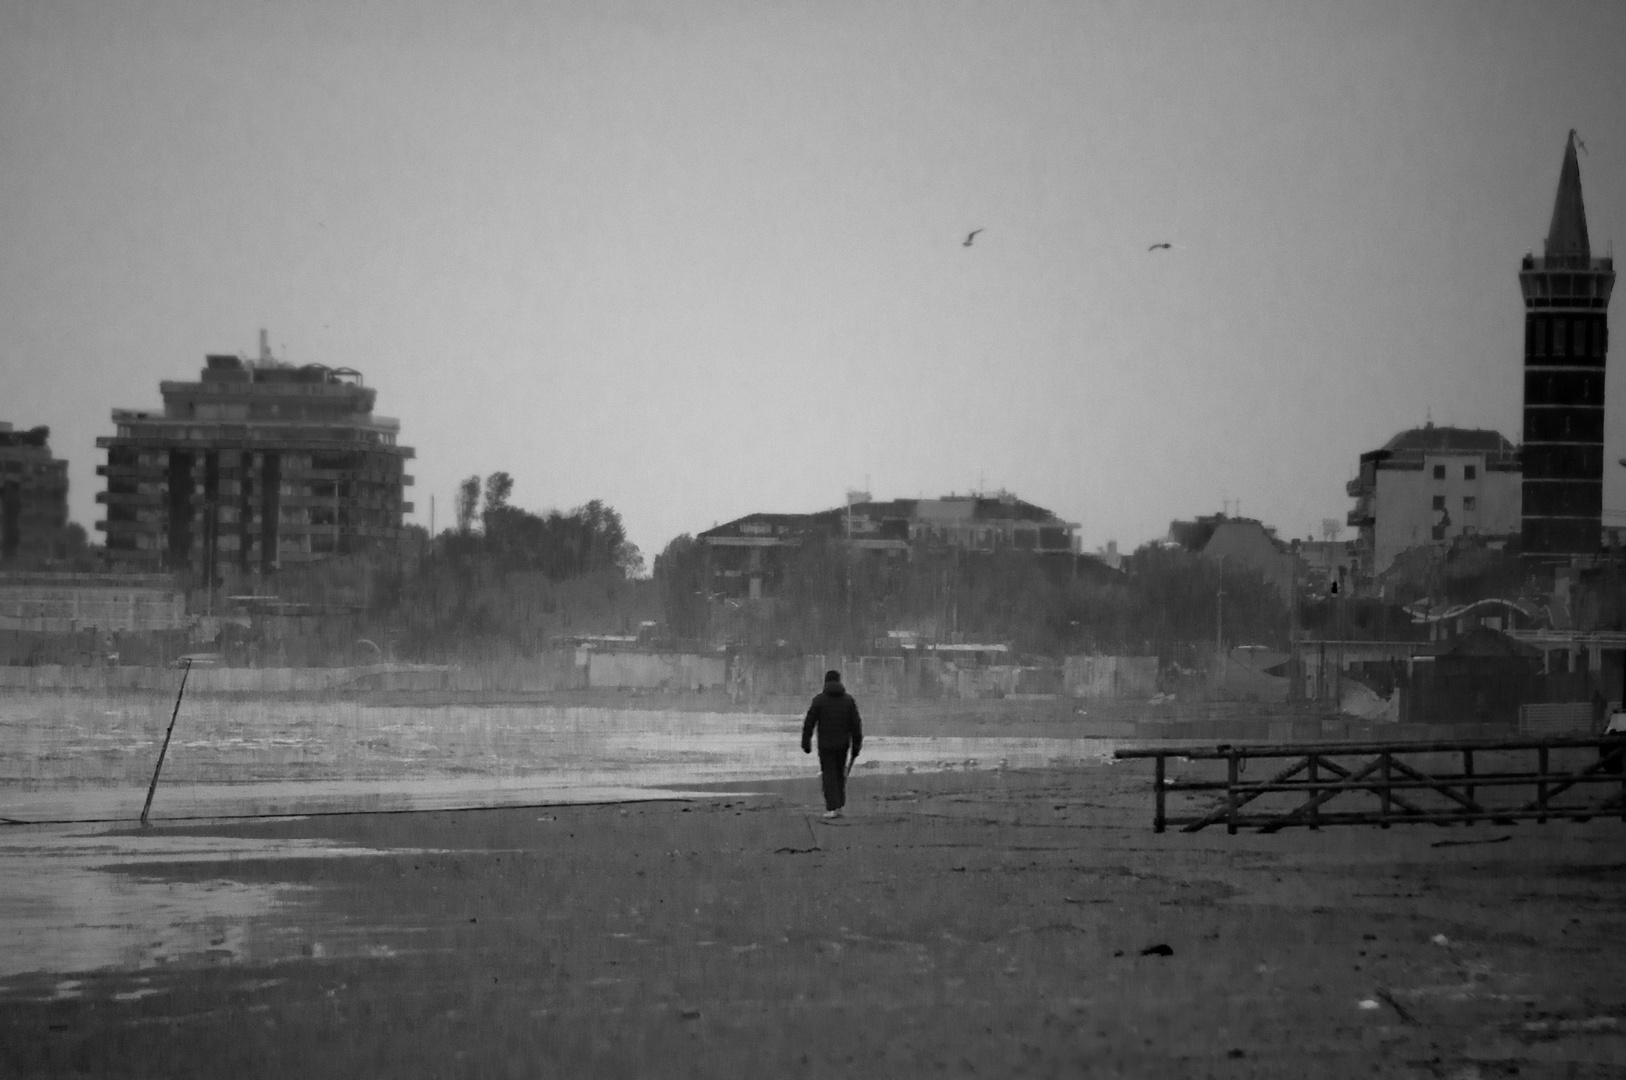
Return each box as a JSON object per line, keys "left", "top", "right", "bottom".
{"left": 4, "top": 760, "right": 1626, "bottom": 1078}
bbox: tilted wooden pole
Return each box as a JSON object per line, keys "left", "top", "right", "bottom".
{"left": 140, "top": 658, "right": 193, "bottom": 828}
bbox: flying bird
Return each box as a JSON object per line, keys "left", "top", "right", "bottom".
{"left": 963, "top": 229, "right": 983, "bottom": 247}
{"left": 1148, "top": 242, "right": 1173, "bottom": 252}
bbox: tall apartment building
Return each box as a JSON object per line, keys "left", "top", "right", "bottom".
{"left": 96, "top": 340, "right": 414, "bottom": 582}
{"left": 0, "top": 423, "right": 70, "bottom": 563}
{"left": 1519, "top": 130, "right": 1614, "bottom": 558}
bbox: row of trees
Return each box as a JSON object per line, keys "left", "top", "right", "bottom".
{"left": 445, "top": 471, "right": 644, "bottom": 579}
{"left": 652, "top": 533, "right": 1293, "bottom": 661}
{"left": 390, "top": 474, "right": 650, "bottom": 658}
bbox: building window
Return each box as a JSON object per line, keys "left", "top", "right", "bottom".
{"left": 1555, "top": 320, "right": 1567, "bottom": 357}
{"left": 1463, "top": 496, "right": 1476, "bottom": 511}
{"left": 1433, "top": 465, "right": 1445, "bottom": 480}
{"left": 1432, "top": 495, "right": 1445, "bottom": 510}
{"left": 1432, "top": 524, "right": 1447, "bottom": 540}
{"left": 1464, "top": 465, "right": 1476, "bottom": 480}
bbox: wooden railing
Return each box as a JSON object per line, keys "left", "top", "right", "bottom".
{"left": 1115, "top": 736, "right": 1626, "bottom": 834}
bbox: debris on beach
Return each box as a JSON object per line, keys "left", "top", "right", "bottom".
{"left": 1139, "top": 943, "right": 1173, "bottom": 957}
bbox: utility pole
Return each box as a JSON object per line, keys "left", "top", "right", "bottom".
{"left": 1335, "top": 566, "right": 1347, "bottom": 712}
{"left": 1288, "top": 557, "right": 1301, "bottom": 701}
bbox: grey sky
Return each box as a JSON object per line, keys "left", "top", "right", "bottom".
{"left": 3, "top": 0, "right": 1624, "bottom": 562}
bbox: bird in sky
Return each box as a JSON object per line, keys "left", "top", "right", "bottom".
{"left": 963, "top": 229, "right": 983, "bottom": 247}
{"left": 1148, "top": 242, "right": 1173, "bottom": 251}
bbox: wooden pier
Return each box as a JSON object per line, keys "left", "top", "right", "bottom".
{"left": 1115, "top": 735, "right": 1626, "bottom": 834}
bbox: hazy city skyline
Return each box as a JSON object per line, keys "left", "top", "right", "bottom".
{"left": 4, "top": 0, "right": 1625, "bottom": 564}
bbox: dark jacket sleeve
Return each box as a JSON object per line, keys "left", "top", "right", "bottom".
{"left": 849, "top": 699, "right": 862, "bottom": 755}
{"left": 801, "top": 697, "right": 820, "bottom": 751}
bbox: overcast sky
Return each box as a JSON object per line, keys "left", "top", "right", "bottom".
{"left": 4, "top": 0, "right": 1624, "bottom": 563}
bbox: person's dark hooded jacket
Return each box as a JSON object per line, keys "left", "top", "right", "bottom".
{"left": 802, "top": 676, "right": 863, "bottom": 755}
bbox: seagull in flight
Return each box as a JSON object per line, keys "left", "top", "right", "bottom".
{"left": 1148, "top": 242, "right": 1174, "bottom": 252}
{"left": 963, "top": 229, "right": 983, "bottom": 247}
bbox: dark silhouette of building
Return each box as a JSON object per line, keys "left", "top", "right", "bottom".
{"left": 698, "top": 491, "right": 1077, "bottom": 600}
{"left": 96, "top": 336, "right": 414, "bottom": 584}
{"left": 0, "top": 423, "right": 69, "bottom": 564}
{"left": 1519, "top": 130, "right": 1615, "bottom": 558}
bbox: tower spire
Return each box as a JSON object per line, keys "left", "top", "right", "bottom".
{"left": 1545, "top": 129, "right": 1591, "bottom": 260}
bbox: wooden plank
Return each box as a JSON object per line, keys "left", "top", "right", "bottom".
{"left": 1256, "top": 756, "right": 1386, "bottom": 834}
{"left": 1387, "top": 756, "right": 1485, "bottom": 816}
{"left": 1165, "top": 773, "right": 1626, "bottom": 794}
{"left": 1319, "top": 755, "right": 1436, "bottom": 822}
{"left": 1153, "top": 754, "right": 1165, "bottom": 834}
{"left": 1116, "top": 734, "right": 1626, "bottom": 760}
{"left": 1163, "top": 806, "right": 1611, "bottom": 830}
{"left": 1176, "top": 757, "right": 1310, "bottom": 833}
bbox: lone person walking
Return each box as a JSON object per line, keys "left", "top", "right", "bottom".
{"left": 802, "top": 669, "right": 862, "bottom": 818}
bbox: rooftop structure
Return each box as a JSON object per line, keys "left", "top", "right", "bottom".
{"left": 0, "top": 423, "right": 71, "bottom": 565}
{"left": 96, "top": 337, "right": 415, "bottom": 583}
{"left": 1519, "top": 130, "right": 1615, "bottom": 558}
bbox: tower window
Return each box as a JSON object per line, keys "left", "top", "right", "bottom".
{"left": 1433, "top": 465, "right": 1446, "bottom": 480}
{"left": 1432, "top": 524, "right": 1447, "bottom": 540}
{"left": 1432, "top": 495, "right": 1446, "bottom": 511}
{"left": 1555, "top": 320, "right": 1567, "bottom": 357}
{"left": 1464, "top": 465, "right": 1476, "bottom": 480}
{"left": 1536, "top": 318, "right": 1548, "bottom": 357}
{"left": 1463, "top": 496, "right": 1476, "bottom": 511}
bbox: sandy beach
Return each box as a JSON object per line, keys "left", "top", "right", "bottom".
{"left": 3, "top": 731, "right": 1625, "bottom": 1078}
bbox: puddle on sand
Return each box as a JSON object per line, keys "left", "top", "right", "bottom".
{"left": 0, "top": 826, "right": 432, "bottom": 983}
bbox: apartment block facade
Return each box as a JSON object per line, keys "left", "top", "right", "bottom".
{"left": 0, "top": 423, "right": 70, "bottom": 564}
{"left": 96, "top": 350, "right": 414, "bottom": 582}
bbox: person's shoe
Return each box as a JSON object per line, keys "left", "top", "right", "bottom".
{"left": 821, "top": 810, "right": 838, "bottom": 819}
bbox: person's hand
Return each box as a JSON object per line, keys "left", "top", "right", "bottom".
{"left": 801, "top": 742, "right": 811, "bottom": 754}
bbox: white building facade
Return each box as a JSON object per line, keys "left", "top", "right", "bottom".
{"left": 1347, "top": 425, "right": 1521, "bottom": 584}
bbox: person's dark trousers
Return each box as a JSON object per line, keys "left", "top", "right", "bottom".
{"left": 818, "top": 745, "right": 850, "bottom": 811}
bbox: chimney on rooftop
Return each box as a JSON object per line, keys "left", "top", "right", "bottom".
{"left": 259, "top": 328, "right": 271, "bottom": 364}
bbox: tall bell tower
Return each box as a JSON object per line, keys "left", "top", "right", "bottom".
{"left": 1519, "top": 130, "right": 1615, "bottom": 558}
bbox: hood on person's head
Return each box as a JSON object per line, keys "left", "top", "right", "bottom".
{"left": 823, "top": 670, "right": 845, "bottom": 696}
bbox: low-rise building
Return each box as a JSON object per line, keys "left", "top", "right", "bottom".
{"left": 698, "top": 491, "right": 1078, "bottom": 600}
{"left": 1346, "top": 424, "right": 1521, "bottom": 586}
{"left": 1167, "top": 513, "right": 1301, "bottom": 601}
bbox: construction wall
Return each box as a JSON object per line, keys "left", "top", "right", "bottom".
{"left": 1063, "top": 655, "right": 1159, "bottom": 699}
{"left": 586, "top": 651, "right": 727, "bottom": 690}
{"left": 0, "top": 575, "right": 186, "bottom": 632}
